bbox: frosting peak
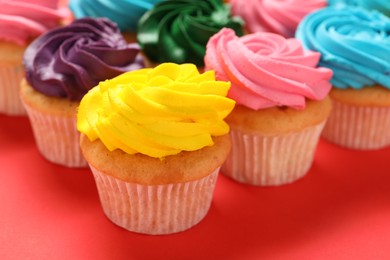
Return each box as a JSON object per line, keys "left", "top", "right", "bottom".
{"left": 205, "top": 28, "right": 333, "bottom": 110}
{"left": 77, "top": 63, "right": 235, "bottom": 158}
{"left": 23, "top": 17, "right": 144, "bottom": 101}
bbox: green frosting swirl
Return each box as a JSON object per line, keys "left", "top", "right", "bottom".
{"left": 137, "top": 0, "right": 244, "bottom": 67}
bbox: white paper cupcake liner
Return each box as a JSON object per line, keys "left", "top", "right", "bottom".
{"left": 321, "top": 100, "right": 390, "bottom": 150}
{"left": 90, "top": 166, "right": 219, "bottom": 235}
{"left": 0, "top": 64, "right": 26, "bottom": 116}
{"left": 23, "top": 103, "right": 87, "bottom": 168}
{"left": 221, "top": 122, "right": 326, "bottom": 186}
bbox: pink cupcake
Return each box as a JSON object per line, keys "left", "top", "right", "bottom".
{"left": 0, "top": 0, "right": 68, "bottom": 116}
{"left": 205, "top": 28, "right": 333, "bottom": 186}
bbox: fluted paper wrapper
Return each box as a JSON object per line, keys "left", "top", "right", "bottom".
{"left": 321, "top": 100, "right": 390, "bottom": 150}
{"left": 90, "top": 166, "right": 219, "bottom": 235}
{"left": 0, "top": 64, "right": 26, "bottom": 116}
{"left": 221, "top": 122, "right": 326, "bottom": 186}
{"left": 22, "top": 103, "right": 87, "bottom": 168}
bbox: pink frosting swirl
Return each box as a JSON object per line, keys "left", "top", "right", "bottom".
{"left": 230, "top": 0, "right": 327, "bottom": 37}
{"left": 0, "top": 0, "right": 68, "bottom": 45}
{"left": 204, "top": 28, "right": 332, "bottom": 110}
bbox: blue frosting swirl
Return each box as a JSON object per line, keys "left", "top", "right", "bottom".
{"left": 328, "top": 0, "right": 390, "bottom": 17}
{"left": 296, "top": 7, "right": 390, "bottom": 89}
{"left": 69, "top": 0, "right": 164, "bottom": 32}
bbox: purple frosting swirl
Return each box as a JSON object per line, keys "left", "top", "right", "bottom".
{"left": 23, "top": 17, "right": 144, "bottom": 101}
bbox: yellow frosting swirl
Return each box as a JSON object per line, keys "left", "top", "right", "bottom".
{"left": 77, "top": 63, "right": 235, "bottom": 158}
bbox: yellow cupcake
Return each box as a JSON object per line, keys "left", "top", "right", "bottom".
{"left": 77, "top": 63, "right": 235, "bottom": 235}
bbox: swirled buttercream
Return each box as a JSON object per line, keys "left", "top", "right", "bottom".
{"left": 137, "top": 0, "right": 244, "bottom": 67}
{"left": 77, "top": 63, "right": 235, "bottom": 158}
{"left": 23, "top": 17, "right": 144, "bottom": 101}
{"left": 69, "top": 0, "right": 163, "bottom": 32}
{"left": 230, "top": 0, "right": 327, "bottom": 37}
{"left": 328, "top": 0, "right": 390, "bottom": 17}
{"left": 0, "top": 0, "right": 68, "bottom": 45}
{"left": 296, "top": 7, "right": 390, "bottom": 89}
{"left": 204, "top": 28, "right": 332, "bottom": 110}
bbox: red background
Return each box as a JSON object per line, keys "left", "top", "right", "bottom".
{"left": 1, "top": 114, "right": 390, "bottom": 259}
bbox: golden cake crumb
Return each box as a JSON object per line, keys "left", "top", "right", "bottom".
{"left": 80, "top": 134, "right": 231, "bottom": 185}
{"left": 225, "top": 95, "right": 332, "bottom": 135}
{"left": 20, "top": 79, "right": 79, "bottom": 117}
{"left": 330, "top": 85, "right": 390, "bottom": 107}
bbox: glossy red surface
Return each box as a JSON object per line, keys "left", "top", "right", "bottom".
{"left": 1, "top": 114, "right": 390, "bottom": 259}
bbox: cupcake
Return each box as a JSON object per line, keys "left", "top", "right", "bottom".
{"left": 137, "top": 0, "right": 244, "bottom": 69}
{"left": 20, "top": 17, "right": 144, "bottom": 167}
{"left": 0, "top": 0, "right": 68, "bottom": 116}
{"left": 230, "top": 0, "right": 327, "bottom": 37}
{"left": 69, "top": 0, "right": 164, "bottom": 42}
{"left": 205, "top": 28, "right": 333, "bottom": 186}
{"left": 296, "top": 7, "right": 390, "bottom": 150}
{"left": 77, "top": 63, "right": 235, "bottom": 234}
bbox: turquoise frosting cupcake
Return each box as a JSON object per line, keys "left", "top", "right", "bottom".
{"left": 296, "top": 6, "right": 390, "bottom": 150}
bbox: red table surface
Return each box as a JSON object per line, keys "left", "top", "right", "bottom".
{"left": 1, "top": 114, "right": 390, "bottom": 260}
